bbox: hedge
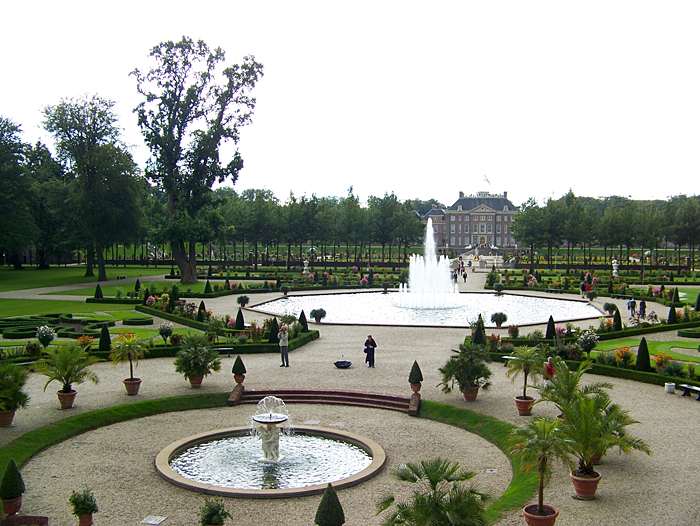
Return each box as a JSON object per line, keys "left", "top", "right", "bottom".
{"left": 85, "top": 298, "right": 142, "bottom": 305}
{"left": 677, "top": 328, "right": 700, "bottom": 338}
{"left": 121, "top": 317, "right": 154, "bottom": 326}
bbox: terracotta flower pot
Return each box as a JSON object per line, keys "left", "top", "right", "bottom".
{"left": 0, "top": 409, "right": 16, "bottom": 427}
{"left": 570, "top": 471, "right": 602, "bottom": 500}
{"left": 57, "top": 390, "right": 77, "bottom": 409}
{"left": 188, "top": 375, "right": 204, "bottom": 388}
{"left": 514, "top": 395, "right": 535, "bottom": 416}
{"left": 410, "top": 382, "right": 422, "bottom": 393}
{"left": 79, "top": 513, "right": 94, "bottom": 526}
{"left": 523, "top": 504, "right": 558, "bottom": 526}
{"left": 123, "top": 378, "right": 142, "bottom": 396}
{"left": 463, "top": 386, "right": 480, "bottom": 401}
{"left": 2, "top": 495, "right": 22, "bottom": 516}
{"left": 234, "top": 374, "right": 245, "bottom": 385}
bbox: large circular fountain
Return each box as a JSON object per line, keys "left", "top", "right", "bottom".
{"left": 155, "top": 397, "right": 385, "bottom": 498}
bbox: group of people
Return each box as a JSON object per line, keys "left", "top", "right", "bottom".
{"left": 627, "top": 298, "right": 647, "bottom": 318}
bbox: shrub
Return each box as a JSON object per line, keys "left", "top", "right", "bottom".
{"left": 232, "top": 355, "right": 246, "bottom": 375}
{"left": 0, "top": 459, "right": 24, "bottom": 499}
{"left": 660, "top": 361, "right": 685, "bottom": 378}
{"left": 235, "top": 308, "right": 245, "bottom": 330}
{"left": 170, "top": 333, "right": 183, "bottom": 346}
{"left": 94, "top": 284, "right": 103, "bottom": 299}
{"left": 299, "top": 310, "right": 309, "bottom": 332}
{"left": 614, "top": 347, "right": 634, "bottom": 368}
{"left": 98, "top": 324, "right": 111, "bottom": 353}
{"left": 507, "top": 325, "right": 519, "bottom": 338}
{"left": 545, "top": 315, "right": 555, "bottom": 340}
{"left": 668, "top": 306, "right": 678, "bottom": 324}
{"left": 653, "top": 353, "right": 672, "bottom": 371}
{"left": 315, "top": 483, "right": 345, "bottom": 526}
{"left": 613, "top": 309, "right": 622, "bottom": 331}
{"left": 408, "top": 361, "right": 423, "bottom": 383}
{"left": 36, "top": 325, "right": 55, "bottom": 348}
{"left": 635, "top": 337, "right": 651, "bottom": 372}
{"left": 69, "top": 487, "right": 98, "bottom": 516}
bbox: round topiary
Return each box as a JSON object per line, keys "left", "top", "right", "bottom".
{"left": 314, "top": 483, "right": 345, "bottom": 526}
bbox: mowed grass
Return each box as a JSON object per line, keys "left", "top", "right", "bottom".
{"left": 0, "top": 299, "right": 135, "bottom": 318}
{"left": 48, "top": 281, "right": 205, "bottom": 297}
{"left": 0, "top": 266, "right": 168, "bottom": 292}
{"left": 595, "top": 338, "right": 700, "bottom": 363}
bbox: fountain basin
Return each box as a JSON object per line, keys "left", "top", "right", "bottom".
{"left": 155, "top": 426, "right": 385, "bottom": 498}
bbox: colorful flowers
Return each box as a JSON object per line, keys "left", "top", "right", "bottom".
{"left": 653, "top": 353, "right": 672, "bottom": 370}
{"left": 615, "top": 346, "right": 633, "bottom": 368}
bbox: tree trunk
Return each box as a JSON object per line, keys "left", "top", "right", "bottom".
{"left": 172, "top": 239, "right": 198, "bottom": 283}
{"left": 95, "top": 241, "right": 107, "bottom": 281}
{"left": 10, "top": 252, "right": 23, "bottom": 270}
{"left": 37, "top": 247, "right": 50, "bottom": 270}
{"left": 84, "top": 242, "right": 95, "bottom": 277}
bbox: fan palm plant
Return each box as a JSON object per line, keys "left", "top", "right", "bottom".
{"left": 35, "top": 345, "right": 99, "bottom": 394}
{"left": 438, "top": 343, "right": 492, "bottom": 399}
{"left": 375, "top": 458, "right": 489, "bottom": 526}
{"left": 506, "top": 347, "right": 545, "bottom": 399}
{"left": 0, "top": 364, "right": 29, "bottom": 413}
{"left": 536, "top": 360, "right": 613, "bottom": 412}
{"left": 174, "top": 332, "right": 222, "bottom": 385}
{"left": 109, "top": 333, "right": 148, "bottom": 382}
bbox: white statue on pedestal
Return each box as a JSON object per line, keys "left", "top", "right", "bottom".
{"left": 258, "top": 424, "right": 281, "bottom": 461}
{"left": 612, "top": 259, "right": 619, "bottom": 279}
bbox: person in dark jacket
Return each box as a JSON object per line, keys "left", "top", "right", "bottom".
{"left": 364, "top": 335, "right": 377, "bottom": 368}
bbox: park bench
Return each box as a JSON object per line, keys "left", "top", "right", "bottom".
{"left": 117, "top": 275, "right": 127, "bottom": 279}
{"left": 679, "top": 384, "right": 700, "bottom": 401}
{"left": 611, "top": 294, "right": 633, "bottom": 300}
{"left": 545, "top": 288, "right": 563, "bottom": 294}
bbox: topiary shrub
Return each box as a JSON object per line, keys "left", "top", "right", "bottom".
{"left": 0, "top": 459, "right": 25, "bottom": 500}
{"left": 98, "top": 324, "right": 111, "bottom": 353}
{"left": 299, "top": 310, "right": 309, "bottom": 333}
{"left": 408, "top": 360, "right": 423, "bottom": 384}
{"left": 613, "top": 309, "right": 622, "bottom": 331}
{"left": 235, "top": 308, "right": 245, "bottom": 330}
{"left": 232, "top": 355, "right": 246, "bottom": 375}
{"left": 314, "top": 483, "right": 345, "bottom": 526}
{"left": 668, "top": 305, "right": 678, "bottom": 324}
{"left": 94, "top": 284, "right": 103, "bottom": 299}
{"left": 695, "top": 294, "right": 700, "bottom": 312}
{"left": 204, "top": 280, "right": 213, "bottom": 294}
{"left": 197, "top": 301, "right": 207, "bottom": 322}
{"left": 635, "top": 337, "right": 651, "bottom": 372}
{"left": 268, "top": 318, "right": 280, "bottom": 344}
{"left": 471, "top": 315, "right": 486, "bottom": 346}
{"left": 545, "top": 315, "right": 555, "bottom": 340}
{"left": 134, "top": 279, "right": 141, "bottom": 292}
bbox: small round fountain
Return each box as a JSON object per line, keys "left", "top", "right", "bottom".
{"left": 155, "top": 397, "right": 385, "bottom": 498}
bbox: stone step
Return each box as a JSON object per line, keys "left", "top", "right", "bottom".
{"left": 235, "top": 388, "right": 411, "bottom": 413}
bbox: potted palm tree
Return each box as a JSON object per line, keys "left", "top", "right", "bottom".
{"left": 109, "top": 332, "right": 149, "bottom": 395}
{"left": 280, "top": 285, "right": 290, "bottom": 296}
{"left": 310, "top": 308, "right": 327, "bottom": 323}
{"left": 491, "top": 312, "right": 508, "bottom": 328}
{"left": 199, "top": 497, "right": 232, "bottom": 526}
{"left": 536, "top": 360, "right": 613, "bottom": 414}
{"left": 0, "top": 364, "right": 30, "bottom": 426}
{"left": 174, "top": 332, "right": 222, "bottom": 388}
{"left": 0, "top": 459, "right": 24, "bottom": 517}
{"left": 508, "top": 417, "right": 574, "bottom": 525}
{"left": 438, "top": 343, "right": 492, "bottom": 401}
{"left": 35, "top": 345, "right": 100, "bottom": 409}
{"left": 237, "top": 295, "right": 250, "bottom": 308}
{"left": 505, "top": 347, "right": 545, "bottom": 416}
{"left": 69, "top": 487, "right": 99, "bottom": 526}
{"left": 559, "top": 391, "right": 651, "bottom": 500}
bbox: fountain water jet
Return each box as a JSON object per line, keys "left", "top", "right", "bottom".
{"left": 398, "top": 217, "right": 459, "bottom": 308}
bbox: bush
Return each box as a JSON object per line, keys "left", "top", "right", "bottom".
{"left": 69, "top": 487, "right": 99, "bottom": 516}
{"left": 408, "top": 361, "right": 423, "bottom": 383}
{"left": 0, "top": 459, "right": 24, "bottom": 499}
{"left": 315, "top": 483, "right": 345, "bottom": 526}
{"left": 635, "top": 337, "right": 651, "bottom": 372}
{"left": 660, "top": 361, "right": 685, "bottom": 378}
{"left": 507, "top": 325, "right": 519, "bottom": 339}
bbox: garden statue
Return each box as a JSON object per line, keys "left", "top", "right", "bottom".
{"left": 303, "top": 260, "right": 310, "bottom": 275}
{"left": 612, "top": 259, "right": 619, "bottom": 279}
{"left": 258, "top": 424, "right": 281, "bottom": 461}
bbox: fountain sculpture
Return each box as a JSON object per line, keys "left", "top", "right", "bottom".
{"left": 251, "top": 396, "right": 290, "bottom": 462}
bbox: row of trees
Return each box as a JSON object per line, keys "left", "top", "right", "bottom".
{"left": 512, "top": 191, "right": 700, "bottom": 269}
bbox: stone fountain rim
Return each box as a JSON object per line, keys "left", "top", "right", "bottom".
{"left": 154, "top": 425, "right": 386, "bottom": 499}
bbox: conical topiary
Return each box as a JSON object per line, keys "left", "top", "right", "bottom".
{"left": 0, "top": 459, "right": 25, "bottom": 499}
{"left": 322, "top": 273, "right": 328, "bottom": 286}
{"left": 695, "top": 293, "right": 700, "bottom": 312}
{"left": 197, "top": 301, "right": 207, "bottom": 322}
{"left": 636, "top": 337, "right": 651, "bottom": 372}
{"left": 299, "top": 310, "right": 309, "bottom": 333}
{"left": 607, "top": 280, "right": 613, "bottom": 294}
{"left": 142, "top": 287, "right": 150, "bottom": 306}
{"left": 232, "top": 355, "right": 246, "bottom": 375}
{"left": 471, "top": 315, "right": 486, "bottom": 346}
{"left": 171, "top": 284, "right": 179, "bottom": 302}
{"left": 314, "top": 483, "right": 345, "bottom": 526}
{"left": 204, "top": 280, "right": 213, "bottom": 294}
{"left": 408, "top": 361, "right": 423, "bottom": 384}
{"left": 94, "top": 284, "right": 103, "bottom": 299}
{"left": 99, "top": 324, "right": 111, "bottom": 353}
{"left": 268, "top": 318, "right": 280, "bottom": 344}
{"left": 134, "top": 279, "right": 140, "bottom": 291}
{"left": 235, "top": 308, "right": 245, "bottom": 330}
{"left": 545, "top": 316, "right": 555, "bottom": 340}
{"left": 668, "top": 305, "right": 678, "bottom": 324}
{"left": 613, "top": 309, "right": 622, "bottom": 331}
{"left": 167, "top": 293, "right": 175, "bottom": 314}
{"left": 672, "top": 287, "right": 680, "bottom": 304}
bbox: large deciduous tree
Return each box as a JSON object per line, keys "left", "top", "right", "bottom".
{"left": 132, "top": 36, "right": 263, "bottom": 283}
{"left": 43, "top": 95, "right": 143, "bottom": 281}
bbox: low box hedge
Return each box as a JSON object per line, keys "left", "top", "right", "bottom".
{"left": 85, "top": 298, "right": 142, "bottom": 305}
{"left": 121, "top": 317, "right": 154, "bottom": 326}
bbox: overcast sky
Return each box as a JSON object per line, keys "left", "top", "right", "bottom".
{"left": 3, "top": 1, "right": 698, "bottom": 208}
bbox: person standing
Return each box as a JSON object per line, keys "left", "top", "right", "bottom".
{"left": 544, "top": 357, "right": 556, "bottom": 387}
{"left": 630, "top": 298, "right": 637, "bottom": 317}
{"left": 639, "top": 298, "right": 647, "bottom": 318}
{"left": 364, "top": 335, "right": 377, "bottom": 368}
{"left": 278, "top": 326, "right": 289, "bottom": 367}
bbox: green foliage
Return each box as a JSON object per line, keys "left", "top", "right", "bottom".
{"left": 0, "top": 459, "right": 24, "bottom": 499}
{"left": 268, "top": 318, "right": 280, "bottom": 344}
{"left": 545, "top": 316, "right": 555, "bottom": 340}
{"left": 613, "top": 309, "right": 622, "bottom": 331}
{"left": 299, "top": 310, "right": 309, "bottom": 332}
{"left": 315, "top": 483, "right": 345, "bottom": 526}
{"left": 94, "top": 284, "right": 103, "bottom": 299}
{"left": 204, "top": 280, "right": 213, "bottom": 294}
{"left": 490, "top": 312, "right": 507, "bottom": 325}
{"left": 310, "top": 308, "right": 327, "bottom": 321}
{"left": 232, "top": 355, "right": 246, "bottom": 375}
{"left": 109, "top": 333, "right": 149, "bottom": 381}
{"left": 235, "top": 308, "right": 245, "bottom": 330}
{"left": 668, "top": 305, "right": 678, "bottom": 324}
{"left": 69, "top": 487, "right": 98, "bottom": 516}
{"left": 635, "top": 337, "right": 651, "bottom": 372}
{"left": 439, "top": 343, "right": 492, "bottom": 393}
{"left": 0, "top": 364, "right": 29, "bottom": 412}
{"left": 174, "top": 332, "right": 221, "bottom": 379}
{"left": 35, "top": 345, "right": 100, "bottom": 393}
{"left": 471, "top": 315, "right": 486, "bottom": 346}
{"left": 375, "top": 458, "right": 488, "bottom": 526}
{"left": 98, "top": 324, "right": 111, "bottom": 353}
{"left": 505, "top": 347, "right": 545, "bottom": 399}
{"left": 408, "top": 361, "right": 423, "bottom": 384}
{"left": 672, "top": 287, "right": 680, "bottom": 303}
{"left": 197, "top": 300, "right": 207, "bottom": 322}
{"left": 199, "top": 497, "right": 232, "bottom": 526}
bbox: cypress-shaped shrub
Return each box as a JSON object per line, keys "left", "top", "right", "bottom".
{"left": 0, "top": 459, "right": 25, "bottom": 499}
{"left": 171, "top": 284, "right": 180, "bottom": 302}
{"left": 167, "top": 293, "right": 175, "bottom": 314}
{"left": 268, "top": 318, "right": 280, "bottom": 344}
{"left": 408, "top": 361, "right": 423, "bottom": 384}
{"left": 275, "top": 278, "right": 281, "bottom": 288}
{"left": 314, "top": 483, "right": 345, "bottom": 526}
{"left": 197, "top": 301, "right": 207, "bottom": 322}
{"left": 471, "top": 315, "right": 486, "bottom": 346}
{"left": 134, "top": 279, "right": 141, "bottom": 291}
{"left": 668, "top": 305, "right": 678, "bottom": 324}
{"left": 635, "top": 337, "right": 651, "bottom": 372}
{"left": 235, "top": 308, "right": 245, "bottom": 330}
{"left": 613, "top": 309, "right": 622, "bottom": 331}
{"left": 322, "top": 273, "right": 328, "bottom": 286}
{"left": 232, "top": 355, "right": 246, "bottom": 375}
{"left": 607, "top": 280, "right": 613, "bottom": 294}
{"left": 672, "top": 287, "right": 680, "bottom": 303}
{"left": 94, "top": 284, "right": 103, "bottom": 299}
{"left": 142, "top": 287, "right": 150, "bottom": 306}
{"left": 204, "top": 280, "right": 213, "bottom": 294}
{"left": 225, "top": 279, "right": 231, "bottom": 290}
{"left": 98, "top": 324, "right": 111, "bottom": 353}
{"left": 695, "top": 293, "right": 700, "bottom": 312}
{"left": 545, "top": 315, "right": 555, "bottom": 340}
{"left": 299, "top": 310, "right": 309, "bottom": 333}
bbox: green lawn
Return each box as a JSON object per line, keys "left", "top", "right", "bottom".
{"left": 48, "top": 281, "right": 208, "bottom": 297}
{"left": 0, "top": 300, "right": 135, "bottom": 318}
{"left": 595, "top": 338, "right": 700, "bottom": 363}
{"left": 0, "top": 266, "right": 168, "bottom": 292}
